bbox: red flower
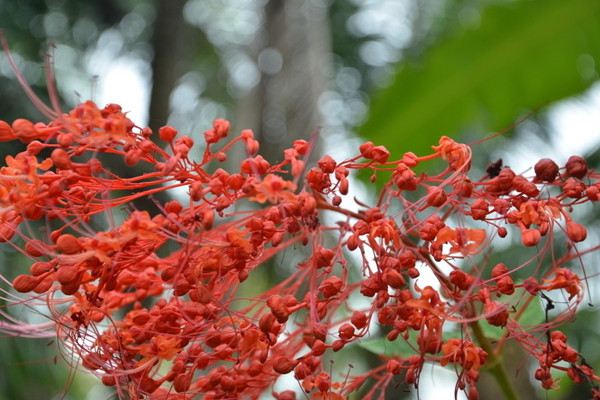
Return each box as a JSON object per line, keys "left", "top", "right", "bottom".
{"left": 1, "top": 99, "right": 599, "bottom": 400}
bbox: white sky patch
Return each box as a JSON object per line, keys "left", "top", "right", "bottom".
{"left": 410, "top": 363, "right": 467, "bottom": 400}
{"left": 550, "top": 81, "right": 600, "bottom": 157}
{"left": 414, "top": 260, "right": 442, "bottom": 293}
{"left": 95, "top": 57, "right": 150, "bottom": 126}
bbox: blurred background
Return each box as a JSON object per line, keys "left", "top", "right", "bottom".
{"left": 1, "top": 0, "right": 600, "bottom": 399}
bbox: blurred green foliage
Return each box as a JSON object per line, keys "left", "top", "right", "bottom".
{"left": 361, "top": 0, "right": 600, "bottom": 158}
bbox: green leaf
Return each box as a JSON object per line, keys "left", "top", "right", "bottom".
{"left": 360, "top": 0, "right": 600, "bottom": 159}
{"left": 480, "top": 289, "right": 545, "bottom": 341}
{"left": 358, "top": 334, "right": 416, "bottom": 358}
{"left": 358, "top": 330, "right": 462, "bottom": 357}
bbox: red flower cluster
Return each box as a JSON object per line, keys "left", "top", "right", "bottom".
{"left": 2, "top": 100, "right": 600, "bottom": 400}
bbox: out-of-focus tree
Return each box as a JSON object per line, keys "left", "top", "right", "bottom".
{"left": 235, "top": 0, "right": 331, "bottom": 164}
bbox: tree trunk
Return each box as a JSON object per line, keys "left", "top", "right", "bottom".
{"left": 148, "top": 0, "right": 194, "bottom": 133}
{"left": 236, "top": 0, "right": 332, "bottom": 164}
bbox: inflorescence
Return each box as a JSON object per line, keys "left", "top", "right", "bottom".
{"left": 1, "top": 100, "right": 600, "bottom": 399}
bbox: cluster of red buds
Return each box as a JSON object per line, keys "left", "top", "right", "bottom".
{"left": 1, "top": 99, "right": 600, "bottom": 400}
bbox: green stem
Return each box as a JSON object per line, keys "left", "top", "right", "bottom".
{"left": 470, "top": 320, "right": 519, "bottom": 400}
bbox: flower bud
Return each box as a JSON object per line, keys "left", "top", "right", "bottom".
{"left": 293, "top": 139, "right": 309, "bottom": 155}
{"left": 56, "top": 234, "right": 83, "bottom": 254}
{"left": 0, "top": 120, "right": 15, "bottom": 141}
{"left": 386, "top": 359, "right": 402, "bottom": 375}
{"left": 534, "top": 158, "right": 559, "bottom": 182}
{"left": 272, "top": 356, "right": 298, "bottom": 374}
{"left": 566, "top": 221, "right": 587, "bottom": 242}
{"left": 426, "top": 187, "right": 447, "bottom": 207}
{"left": 565, "top": 155, "right": 587, "bottom": 179}
{"left": 318, "top": 276, "right": 343, "bottom": 298}
{"left": 51, "top": 148, "right": 72, "bottom": 170}
{"left": 318, "top": 155, "right": 336, "bottom": 173}
{"left": 25, "top": 240, "right": 46, "bottom": 257}
{"left": 158, "top": 125, "right": 177, "bottom": 142}
{"left": 213, "top": 118, "right": 230, "bottom": 138}
{"left": 382, "top": 269, "right": 406, "bottom": 289}
{"left": 338, "top": 323, "right": 355, "bottom": 340}
{"left": 13, "top": 274, "right": 39, "bottom": 293}
{"left": 351, "top": 311, "right": 368, "bottom": 329}
{"left": 30, "top": 261, "right": 52, "bottom": 276}
{"left": 521, "top": 228, "right": 541, "bottom": 247}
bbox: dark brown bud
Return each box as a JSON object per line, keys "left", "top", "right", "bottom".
{"left": 565, "top": 155, "right": 588, "bottom": 179}
{"left": 534, "top": 158, "right": 559, "bottom": 182}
